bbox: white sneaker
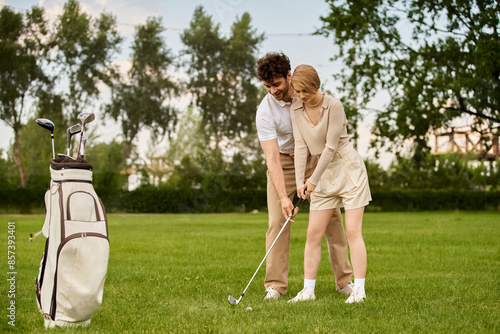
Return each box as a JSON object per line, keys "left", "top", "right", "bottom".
{"left": 263, "top": 287, "right": 281, "bottom": 300}
{"left": 338, "top": 282, "right": 354, "bottom": 295}
{"left": 287, "top": 288, "right": 315, "bottom": 303}
{"left": 345, "top": 286, "right": 366, "bottom": 303}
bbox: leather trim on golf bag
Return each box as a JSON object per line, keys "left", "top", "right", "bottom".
{"left": 36, "top": 157, "right": 109, "bottom": 329}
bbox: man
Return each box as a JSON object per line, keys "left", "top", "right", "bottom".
{"left": 255, "top": 52, "right": 353, "bottom": 300}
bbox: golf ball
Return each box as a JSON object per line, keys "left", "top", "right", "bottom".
{"left": 246, "top": 307, "right": 253, "bottom": 311}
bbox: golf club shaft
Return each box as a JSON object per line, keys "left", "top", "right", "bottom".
{"left": 51, "top": 134, "right": 55, "bottom": 159}
{"left": 237, "top": 197, "right": 304, "bottom": 301}
{"left": 77, "top": 131, "right": 83, "bottom": 158}
{"left": 67, "top": 132, "right": 71, "bottom": 156}
{"left": 81, "top": 138, "right": 86, "bottom": 159}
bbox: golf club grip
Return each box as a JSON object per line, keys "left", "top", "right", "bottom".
{"left": 293, "top": 186, "right": 307, "bottom": 210}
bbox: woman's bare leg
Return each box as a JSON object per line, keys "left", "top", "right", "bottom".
{"left": 288, "top": 208, "right": 336, "bottom": 302}
{"left": 304, "top": 209, "right": 335, "bottom": 279}
{"left": 344, "top": 206, "right": 367, "bottom": 302}
{"left": 344, "top": 206, "right": 366, "bottom": 278}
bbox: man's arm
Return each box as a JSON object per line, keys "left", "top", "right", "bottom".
{"left": 260, "top": 139, "right": 295, "bottom": 219}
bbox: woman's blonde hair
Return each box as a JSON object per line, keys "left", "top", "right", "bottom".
{"left": 291, "top": 65, "right": 320, "bottom": 93}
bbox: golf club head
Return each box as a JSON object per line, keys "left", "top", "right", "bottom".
{"left": 77, "top": 112, "right": 95, "bottom": 126}
{"left": 68, "top": 124, "right": 81, "bottom": 136}
{"left": 36, "top": 118, "right": 56, "bottom": 158}
{"left": 228, "top": 295, "right": 238, "bottom": 305}
{"left": 36, "top": 118, "right": 54, "bottom": 133}
{"left": 67, "top": 124, "right": 82, "bottom": 155}
{"left": 76, "top": 113, "right": 95, "bottom": 158}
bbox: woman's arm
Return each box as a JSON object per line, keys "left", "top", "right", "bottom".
{"left": 308, "top": 98, "right": 346, "bottom": 186}
{"left": 291, "top": 110, "right": 308, "bottom": 196}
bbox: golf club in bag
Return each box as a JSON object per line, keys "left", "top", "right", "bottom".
{"left": 76, "top": 112, "right": 95, "bottom": 158}
{"left": 36, "top": 118, "right": 56, "bottom": 159}
{"left": 67, "top": 124, "right": 81, "bottom": 156}
{"left": 228, "top": 196, "right": 304, "bottom": 306}
{"left": 81, "top": 138, "right": 87, "bottom": 159}
{"left": 35, "top": 121, "right": 108, "bottom": 328}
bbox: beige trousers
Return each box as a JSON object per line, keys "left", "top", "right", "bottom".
{"left": 264, "top": 154, "right": 353, "bottom": 295}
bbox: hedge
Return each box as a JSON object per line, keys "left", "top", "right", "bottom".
{"left": 0, "top": 188, "right": 499, "bottom": 214}
{"left": 369, "top": 189, "right": 500, "bottom": 212}
{"left": 0, "top": 188, "right": 46, "bottom": 214}
{"left": 95, "top": 188, "right": 269, "bottom": 214}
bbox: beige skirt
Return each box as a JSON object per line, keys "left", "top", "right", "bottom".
{"left": 310, "top": 143, "right": 372, "bottom": 210}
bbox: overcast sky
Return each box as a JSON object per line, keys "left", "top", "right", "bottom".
{"left": 0, "top": 0, "right": 391, "bottom": 165}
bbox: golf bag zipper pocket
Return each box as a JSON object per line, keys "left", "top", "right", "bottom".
{"left": 66, "top": 191, "right": 102, "bottom": 222}
{"left": 50, "top": 232, "right": 109, "bottom": 321}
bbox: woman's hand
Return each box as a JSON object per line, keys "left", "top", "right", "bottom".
{"left": 304, "top": 180, "right": 316, "bottom": 198}
{"left": 297, "top": 187, "right": 308, "bottom": 200}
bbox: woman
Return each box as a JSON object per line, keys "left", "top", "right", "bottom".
{"left": 288, "top": 65, "right": 371, "bottom": 304}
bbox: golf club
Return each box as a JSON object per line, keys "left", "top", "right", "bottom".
{"left": 228, "top": 196, "right": 305, "bottom": 306}
{"left": 66, "top": 124, "right": 81, "bottom": 156}
{"left": 35, "top": 118, "right": 55, "bottom": 159}
{"left": 81, "top": 138, "right": 87, "bottom": 159}
{"left": 76, "top": 112, "right": 95, "bottom": 158}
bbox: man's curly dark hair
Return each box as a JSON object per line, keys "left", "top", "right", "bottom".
{"left": 257, "top": 52, "right": 291, "bottom": 82}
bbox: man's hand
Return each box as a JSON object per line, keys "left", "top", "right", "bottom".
{"left": 280, "top": 196, "right": 296, "bottom": 222}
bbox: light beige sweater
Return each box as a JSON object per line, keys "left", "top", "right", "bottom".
{"left": 291, "top": 94, "right": 349, "bottom": 189}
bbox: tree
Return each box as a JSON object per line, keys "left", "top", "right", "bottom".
{"left": 106, "top": 16, "right": 177, "bottom": 161}
{"left": 84, "top": 140, "right": 128, "bottom": 190}
{"left": 181, "top": 6, "right": 264, "bottom": 165}
{"left": 318, "top": 0, "right": 500, "bottom": 157}
{"left": 385, "top": 153, "right": 474, "bottom": 190}
{"left": 52, "top": 0, "right": 122, "bottom": 119}
{"left": 164, "top": 105, "right": 205, "bottom": 165}
{"left": 0, "top": 149, "right": 19, "bottom": 189}
{"left": 0, "top": 6, "right": 49, "bottom": 187}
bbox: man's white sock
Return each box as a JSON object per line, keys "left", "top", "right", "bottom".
{"left": 354, "top": 278, "right": 365, "bottom": 294}
{"left": 304, "top": 278, "right": 316, "bottom": 295}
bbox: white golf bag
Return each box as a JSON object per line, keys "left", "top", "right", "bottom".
{"left": 36, "top": 157, "right": 109, "bottom": 328}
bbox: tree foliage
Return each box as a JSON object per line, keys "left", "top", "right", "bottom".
{"left": 52, "top": 0, "right": 122, "bottom": 119}
{"left": 318, "top": 0, "right": 500, "bottom": 157}
{"left": 0, "top": 6, "right": 49, "bottom": 187}
{"left": 0, "top": 1, "right": 121, "bottom": 188}
{"left": 181, "top": 6, "right": 264, "bottom": 164}
{"left": 106, "top": 16, "right": 177, "bottom": 160}
{"left": 0, "top": 6, "right": 48, "bottom": 129}
{"left": 0, "top": 149, "right": 19, "bottom": 189}
{"left": 85, "top": 140, "right": 128, "bottom": 190}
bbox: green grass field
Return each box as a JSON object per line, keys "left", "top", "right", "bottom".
{"left": 1, "top": 212, "right": 499, "bottom": 333}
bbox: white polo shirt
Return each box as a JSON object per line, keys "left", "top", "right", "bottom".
{"left": 255, "top": 93, "right": 295, "bottom": 154}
